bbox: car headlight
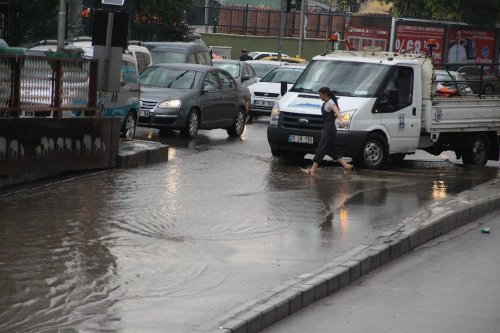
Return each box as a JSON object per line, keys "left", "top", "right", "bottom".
{"left": 338, "top": 112, "right": 352, "bottom": 130}
{"left": 270, "top": 102, "right": 280, "bottom": 125}
{"left": 159, "top": 99, "right": 181, "bottom": 108}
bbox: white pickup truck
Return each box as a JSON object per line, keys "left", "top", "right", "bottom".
{"left": 267, "top": 50, "right": 500, "bottom": 169}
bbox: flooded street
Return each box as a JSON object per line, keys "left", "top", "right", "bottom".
{"left": 1, "top": 120, "right": 498, "bottom": 332}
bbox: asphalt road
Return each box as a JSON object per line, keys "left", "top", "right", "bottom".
{"left": 0, "top": 119, "right": 498, "bottom": 332}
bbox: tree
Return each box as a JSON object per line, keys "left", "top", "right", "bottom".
{"left": 380, "top": 0, "right": 500, "bottom": 27}
{"left": 86, "top": 0, "right": 196, "bottom": 40}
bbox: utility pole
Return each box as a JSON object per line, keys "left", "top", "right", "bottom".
{"left": 278, "top": 0, "right": 284, "bottom": 60}
{"left": 57, "top": 0, "right": 66, "bottom": 50}
{"left": 205, "top": 0, "right": 210, "bottom": 32}
{"left": 298, "top": 0, "right": 306, "bottom": 58}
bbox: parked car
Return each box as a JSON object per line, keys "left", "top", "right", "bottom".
{"left": 456, "top": 65, "right": 500, "bottom": 95}
{"left": 260, "top": 55, "right": 307, "bottom": 64}
{"left": 248, "top": 64, "right": 306, "bottom": 117}
{"left": 213, "top": 59, "right": 259, "bottom": 87}
{"left": 138, "top": 63, "right": 250, "bottom": 138}
{"left": 247, "top": 51, "right": 289, "bottom": 60}
{"left": 246, "top": 60, "right": 287, "bottom": 79}
{"left": 148, "top": 42, "right": 212, "bottom": 66}
{"left": 434, "top": 70, "right": 473, "bottom": 96}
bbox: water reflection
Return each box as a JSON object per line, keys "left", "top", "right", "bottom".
{"left": 0, "top": 176, "right": 120, "bottom": 332}
{"left": 431, "top": 179, "right": 448, "bottom": 200}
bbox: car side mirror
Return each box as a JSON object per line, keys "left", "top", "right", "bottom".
{"left": 242, "top": 73, "right": 250, "bottom": 81}
{"left": 280, "top": 81, "right": 288, "bottom": 96}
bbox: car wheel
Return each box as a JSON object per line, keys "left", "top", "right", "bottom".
{"left": 180, "top": 110, "right": 199, "bottom": 138}
{"left": 355, "top": 133, "right": 389, "bottom": 169}
{"left": 227, "top": 108, "right": 246, "bottom": 137}
{"left": 462, "top": 134, "right": 488, "bottom": 166}
{"left": 121, "top": 112, "right": 137, "bottom": 139}
{"left": 483, "top": 84, "right": 494, "bottom": 95}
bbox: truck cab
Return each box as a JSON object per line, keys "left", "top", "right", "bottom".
{"left": 267, "top": 51, "right": 428, "bottom": 169}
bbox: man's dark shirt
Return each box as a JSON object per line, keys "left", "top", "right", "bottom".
{"left": 239, "top": 53, "right": 253, "bottom": 61}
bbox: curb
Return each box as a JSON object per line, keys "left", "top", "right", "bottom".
{"left": 212, "top": 178, "right": 500, "bottom": 333}
{"left": 115, "top": 139, "right": 169, "bottom": 168}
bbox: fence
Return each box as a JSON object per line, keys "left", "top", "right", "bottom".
{"left": 0, "top": 53, "right": 98, "bottom": 117}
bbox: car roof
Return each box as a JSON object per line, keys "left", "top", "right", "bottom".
{"left": 148, "top": 42, "right": 209, "bottom": 52}
{"left": 150, "top": 63, "right": 215, "bottom": 71}
{"left": 246, "top": 60, "right": 288, "bottom": 66}
{"left": 213, "top": 59, "right": 244, "bottom": 64}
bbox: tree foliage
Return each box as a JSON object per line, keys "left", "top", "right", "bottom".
{"left": 380, "top": 0, "right": 500, "bottom": 27}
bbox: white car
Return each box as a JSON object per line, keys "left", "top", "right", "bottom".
{"left": 247, "top": 51, "right": 289, "bottom": 60}
{"left": 249, "top": 64, "right": 305, "bottom": 118}
{"left": 246, "top": 60, "right": 287, "bottom": 79}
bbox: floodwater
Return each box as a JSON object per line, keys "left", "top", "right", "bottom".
{"left": 1, "top": 121, "right": 498, "bottom": 332}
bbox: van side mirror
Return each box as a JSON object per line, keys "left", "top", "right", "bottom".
{"left": 280, "top": 81, "right": 288, "bottom": 96}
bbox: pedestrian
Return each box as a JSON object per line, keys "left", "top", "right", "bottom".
{"left": 239, "top": 49, "right": 253, "bottom": 61}
{"left": 301, "top": 87, "right": 354, "bottom": 176}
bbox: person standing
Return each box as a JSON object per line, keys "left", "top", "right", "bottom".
{"left": 302, "top": 87, "right": 353, "bottom": 176}
{"left": 239, "top": 49, "right": 253, "bottom": 61}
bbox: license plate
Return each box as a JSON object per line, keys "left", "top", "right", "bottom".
{"left": 140, "top": 110, "right": 149, "bottom": 117}
{"left": 253, "top": 99, "right": 275, "bottom": 107}
{"left": 288, "top": 135, "right": 313, "bottom": 144}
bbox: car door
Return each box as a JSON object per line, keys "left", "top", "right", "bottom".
{"left": 200, "top": 71, "right": 222, "bottom": 127}
{"left": 241, "top": 63, "right": 258, "bottom": 87}
{"left": 216, "top": 70, "right": 239, "bottom": 125}
{"left": 378, "top": 65, "right": 421, "bottom": 153}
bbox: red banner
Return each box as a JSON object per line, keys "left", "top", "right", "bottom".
{"left": 346, "top": 26, "right": 389, "bottom": 51}
{"left": 447, "top": 29, "right": 496, "bottom": 65}
{"left": 395, "top": 25, "right": 445, "bottom": 63}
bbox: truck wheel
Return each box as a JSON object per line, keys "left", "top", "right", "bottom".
{"left": 462, "top": 134, "right": 488, "bottom": 166}
{"left": 180, "top": 110, "right": 199, "bottom": 138}
{"left": 355, "top": 133, "right": 389, "bottom": 169}
{"left": 227, "top": 108, "right": 246, "bottom": 137}
{"left": 121, "top": 112, "right": 137, "bottom": 139}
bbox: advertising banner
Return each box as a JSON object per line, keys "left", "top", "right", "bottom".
{"left": 447, "top": 28, "right": 496, "bottom": 65}
{"left": 395, "top": 25, "right": 445, "bottom": 63}
{"left": 346, "top": 26, "right": 389, "bottom": 51}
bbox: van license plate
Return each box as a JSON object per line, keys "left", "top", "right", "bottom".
{"left": 140, "top": 110, "right": 149, "bottom": 117}
{"left": 288, "top": 135, "right": 313, "bottom": 144}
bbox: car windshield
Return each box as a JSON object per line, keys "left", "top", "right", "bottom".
{"left": 292, "top": 60, "right": 391, "bottom": 97}
{"left": 260, "top": 67, "right": 304, "bottom": 83}
{"left": 213, "top": 63, "right": 240, "bottom": 78}
{"left": 150, "top": 51, "right": 187, "bottom": 64}
{"left": 249, "top": 63, "right": 279, "bottom": 77}
{"left": 139, "top": 67, "right": 201, "bottom": 89}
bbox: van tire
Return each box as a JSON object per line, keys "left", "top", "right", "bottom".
{"left": 121, "top": 112, "right": 137, "bottom": 139}
{"left": 227, "top": 108, "right": 246, "bottom": 137}
{"left": 180, "top": 110, "right": 199, "bottom": 138}
{"left": 462, "top": 134, "right": 488, "bottom": 166}
{"left": 355, "top": 133, "right": 389, "bottom": 169}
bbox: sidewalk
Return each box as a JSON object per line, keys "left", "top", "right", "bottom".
{"left": 213, "top": 177, "right": 500, "bottom": 333}
{"left": 262, "top": 209, "right": 500, "bottom": 333}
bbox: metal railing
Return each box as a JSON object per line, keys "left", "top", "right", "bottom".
{"left": 0, "top": 53, "right": 98, "bottom": 117}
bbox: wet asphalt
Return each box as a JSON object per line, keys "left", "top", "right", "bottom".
{"left": 0, "top": 119, "right": 498, "bottom": 332}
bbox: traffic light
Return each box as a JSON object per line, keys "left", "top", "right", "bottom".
{"left": 285, "top": 0, "right": 292, "bottom": 13}
{"left": 296, "top": 0, "right": 302, "bottom": 10}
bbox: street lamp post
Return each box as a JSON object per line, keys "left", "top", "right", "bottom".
{"left": 57, "top": 0, "right": 66, "bottom": 50}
